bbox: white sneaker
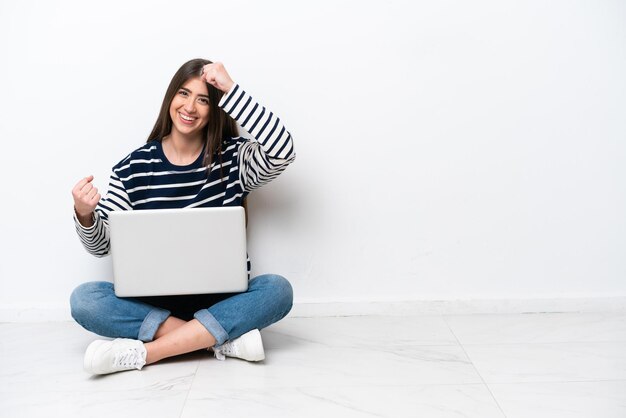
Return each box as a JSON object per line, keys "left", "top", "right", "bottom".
{"left": 84, "top": 338, "right": 147, "bottom": 375}
{"left": 212, "top": 329, "right": 265, "bottom": 362}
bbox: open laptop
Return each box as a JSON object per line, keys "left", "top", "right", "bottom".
{"left": 109, "top": 207, "right": 248, "bottom": 297}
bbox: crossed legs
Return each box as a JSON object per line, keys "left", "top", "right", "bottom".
{"left": 70, "top": 274, "right": 294, "bottom": 366}
{"left": 144, "top": 317, "right": 215, "bottom": 364}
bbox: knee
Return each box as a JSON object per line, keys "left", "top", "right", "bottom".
{"left": 254, "top": 274, "right": 293, "bottom": 312}
{"left": 69, "top": 281, "right": 113, "bottom": 323}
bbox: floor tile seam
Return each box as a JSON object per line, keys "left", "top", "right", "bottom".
{"left": 288, "top": 314, "right": 449, "bottom": 319}
{"left": 178, "top": 361, "right": 200, "bottom": 418}
{"left": 182, "top": 379, "right": 626, "bottom": 392}
{"left": 441, "top": 315, "right": 509, "bottom": 418}
{"left": 5, "top": 380, "right": 626, "bottom": 394}
{"left": 183, "top": 382, "right": 510, "bottom": 392}
{"left": 311, "top": 340, "right": 626, "bottom": 348}
{"left": 483, "top": 378, "right": 626, "bottom": 385}
{"left": 281, "top": 342, "right": 467, "bottom": 359}
{"left": 0, "top": 388, "right": 192, "bottom": 394}
{"left": 0, "top": 384, "right": 502, "bottom": 397}
{"left": 441, "top": 313, "right": 626, "bottom": 317}
{"left": 292, "top": 313, "right": 626, "bottom": 318}
{"left": 292, "top": 386, "right": 390, "bottom": 417}
{"left": 263, "top": 331, "right": 463, "bottom": 348}
{"left": 256, "top": 342, "right": 461, "bottom": 353}
{"left": 4, "top": 313, "right": 626, "bottom": 324}
{"left": 454, "top": 340, "right": 626, "bottom": 346}
{"left": 293, "top": 342, "right": 463, "bottom": 348}
{"left": 0, "top": 368, "right": 200, "bottom": 392}
{"left": 183, "top": 387, "right": 390, "bottom": 417}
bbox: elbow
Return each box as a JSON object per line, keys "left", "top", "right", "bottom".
{"left": 95, "top": 248, "right": 111, "bottom": 258}
{"left": 87, "top": 244, "right": 110, "bottom": 258}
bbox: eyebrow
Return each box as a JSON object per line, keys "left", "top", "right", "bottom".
{"left": 180, "top": 87, "right": 209, "bottom": 99}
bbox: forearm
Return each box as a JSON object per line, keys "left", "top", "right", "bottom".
{"left": 218, "top": 83, "right": 295, "bottom": 160}
{"left": 73, "top": 209, "right": 110, "bottom": 257}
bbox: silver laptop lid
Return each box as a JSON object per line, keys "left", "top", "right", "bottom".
{"left": 109, "top": 207, "right": 248, "bottom": 297}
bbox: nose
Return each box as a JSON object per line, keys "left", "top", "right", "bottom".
{"left": 183, "top": 96, "right": 196, "bottom": 114}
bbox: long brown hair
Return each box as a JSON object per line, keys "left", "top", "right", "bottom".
{"left": 147, "top": 58, "right": 239, "bottom": 179}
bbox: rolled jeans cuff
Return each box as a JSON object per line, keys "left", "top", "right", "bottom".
{"left": 138, "top": 307, "right": 171, "bottom": 342}
{"left": 194, "top": 308, "right": 229, "bottom": 346}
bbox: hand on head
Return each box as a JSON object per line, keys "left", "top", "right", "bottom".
{"left": 201, "top": 62, "right": 235, "bottom": 94}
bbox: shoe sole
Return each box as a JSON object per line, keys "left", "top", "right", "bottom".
{"left": 84, "top": 339, "right": 109, "bottom": 374}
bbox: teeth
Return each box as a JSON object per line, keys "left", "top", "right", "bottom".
{"left": 179, "top": 113, "right": 196, "bottom": 121}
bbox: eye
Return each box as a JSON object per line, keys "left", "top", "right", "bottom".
{"left": 198, "top": 98, "right": 209, "bottom": 105}
{"left": 178, "top": 90, "right": 188, "bottom": 96}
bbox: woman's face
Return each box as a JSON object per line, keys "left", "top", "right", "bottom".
{"left": 169, "top": 77, "right": 210, "bottom": 138}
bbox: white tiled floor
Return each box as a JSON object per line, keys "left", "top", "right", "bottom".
{"left": 1, "top": 313, "right": 626, "bottom": 417}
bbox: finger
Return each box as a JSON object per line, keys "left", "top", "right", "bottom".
{"left": 80, "top": 183, "right": 94, "bottom": 196}
{"left": 86, "top": 187, "right": 98, "bottom": 201}
{"left": 202, "top": 64, "right": 213, "bottom": 78}
{"left": 73, "top": 175, "right": 94, "bottom": 193}
{"left": 91, "top": 193, "right": 102, "bottom": 205}
{"left": 203, "top": 74, "right": 215, "bottom": 86}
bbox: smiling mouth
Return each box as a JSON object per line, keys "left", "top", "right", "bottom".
{"left": 178, "top": 112, "right": 197, "bottom": 124}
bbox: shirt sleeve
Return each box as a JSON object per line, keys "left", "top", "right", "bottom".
{"left": 218, "top": 83, "right": 296, "bottom": 193}
{"left": 73, "top": 169, "right": 133, "bottom": 257}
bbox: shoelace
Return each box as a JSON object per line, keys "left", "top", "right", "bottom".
{"left": 213, "top": 342, "right": 237, "bottom": 361}
{"left": 113, "top": 347, "right": 145, "bottom": 369}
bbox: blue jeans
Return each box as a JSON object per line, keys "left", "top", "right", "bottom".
{"left": 69, "top": 274, "right": 293, "bottom": 346}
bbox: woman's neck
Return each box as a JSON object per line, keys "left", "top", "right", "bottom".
{"left": 162, "top": 131, "right": 204, "bottom": 161}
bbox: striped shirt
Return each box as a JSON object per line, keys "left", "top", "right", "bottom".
{"left": 73, "top": 83, "right": 296, "bottom": 277}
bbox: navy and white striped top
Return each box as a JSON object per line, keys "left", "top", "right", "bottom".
{"left": 73, "top": 83, "right": 296, "bottom": 277}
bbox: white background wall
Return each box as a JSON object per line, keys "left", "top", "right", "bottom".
{"left": 0, "top": 0, "right": 625, "bottom": 319}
